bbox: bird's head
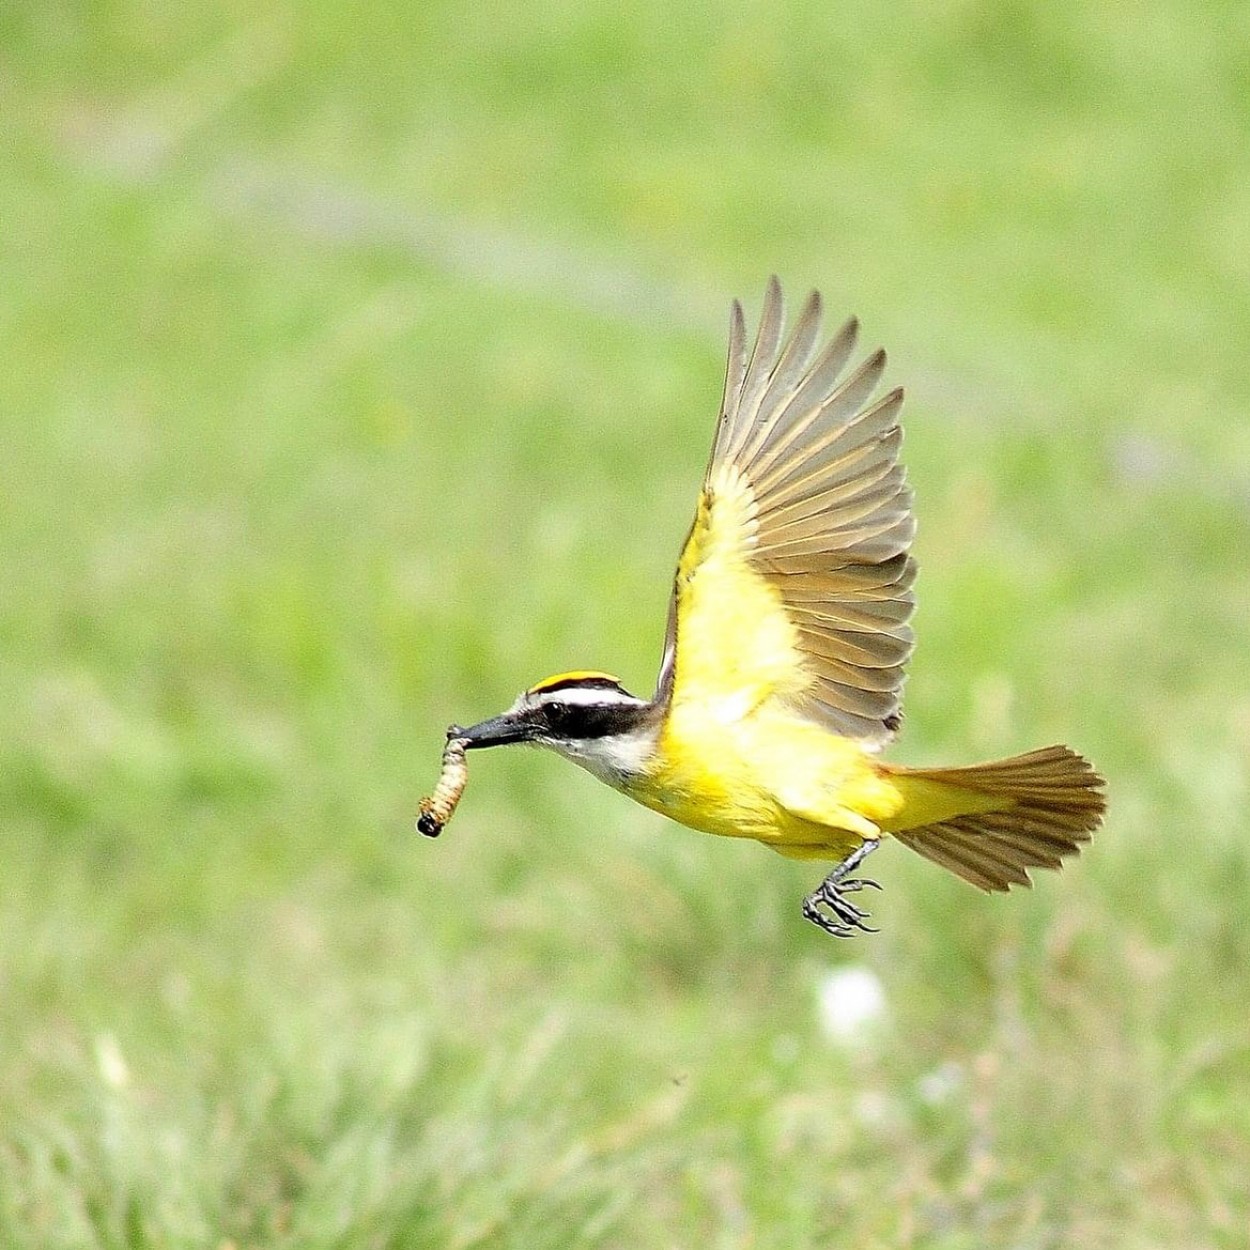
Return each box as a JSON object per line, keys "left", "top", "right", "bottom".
{"left": 451, "top": 671, "right": 659, "bottom": 784}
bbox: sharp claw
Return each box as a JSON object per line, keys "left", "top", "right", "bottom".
{"left": 802, "top": 900, "right": 854, "bottom": 939}
{"left": 827, "top": 898, "right": 868, "bottom": 923}
{"left": 839, "top": 877, "right": 882, "bottom": 894}
{"left": 831, "top": 903, "right": 872, "bottom": 928}
{"left": 801, "top": 841, "right": 884, "bottom": 939}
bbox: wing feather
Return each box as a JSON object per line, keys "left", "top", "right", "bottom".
{"left": 724, "top": 276, "right": 786, "bottom": 463}
{"left": 748, "top": 351, "right": 889, "bottom": 484}
{"left": 798, "top": 642, "right": 907, "bottom": 689}
{"left": 659, "top": 279, "right": 916, "bottom": 744}
{"left": 764, "top": 316, "right": 860, "bottom": 445}
{"left": 793, "top": 622, "right": 912, "bottom": 665}
{"left": 742, "top": 291, "right": 824, "bottom": 463}
{"left": 788, "top": 601, "right": 913, "bottom": 633}
{"left": 707, "top": 300, "right": 748, "bottom": 469}
{"left": 761, "top": 443, "right": 903, "bottom": 511}
{"left": 758, "top": 473, "right": 907, "bottom": 541}
{"left": 756, "top": 386, "right": 903, "bottom": 496}
{"left": 757, "top": 513, "right": 911, "bottom": 560}
{"left": 782, "top": 556, "right": 916, "bottom": 593}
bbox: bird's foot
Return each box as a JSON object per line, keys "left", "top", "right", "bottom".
{"left": 801, "top": 839, "right": 883, "bottom": 938}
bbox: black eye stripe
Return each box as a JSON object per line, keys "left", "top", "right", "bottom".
{"left": 541, "top": 701, "right": 641, "bottom": 739}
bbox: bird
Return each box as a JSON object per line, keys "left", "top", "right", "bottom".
{"left": 437, "top": 279, "right": 1106, "bottom": 936}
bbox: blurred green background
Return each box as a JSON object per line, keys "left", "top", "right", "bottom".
{"left": 3, "top": 2, "right": 1249, "bottom": 1246}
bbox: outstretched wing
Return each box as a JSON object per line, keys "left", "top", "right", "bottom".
{"left": 655, "top": 278, "right": 916, "bottom": 746}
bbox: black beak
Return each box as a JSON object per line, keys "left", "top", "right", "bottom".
{"left": 449, "top": 711, "right": 536, "bottom": 749}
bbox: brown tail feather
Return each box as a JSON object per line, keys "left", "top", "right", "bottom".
{"left": 890, "top": 745, "right": 1106, "bottom": 892}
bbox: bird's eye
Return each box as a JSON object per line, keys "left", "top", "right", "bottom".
{"left": 542, "top": 700, "right": 575, "bottom": 729}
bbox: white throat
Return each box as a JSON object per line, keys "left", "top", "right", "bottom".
{"left": 545, "top": 725, "right": 658, "bottom": 788}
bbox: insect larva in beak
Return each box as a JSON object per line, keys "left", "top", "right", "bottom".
{"left": 416, "top": 736, "right": 469, "bottom": 837}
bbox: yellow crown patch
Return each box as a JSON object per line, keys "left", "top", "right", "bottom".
{"left": 528, "top": 670, "right": 621, "bottom": 695}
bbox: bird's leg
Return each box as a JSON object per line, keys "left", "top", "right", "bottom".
{"left": 801, "top": 839, "right": 883, "bottom": 938}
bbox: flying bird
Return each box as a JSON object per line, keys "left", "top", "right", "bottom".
{"left": 422, "top": 279, "right": 1106, "bottom": 936}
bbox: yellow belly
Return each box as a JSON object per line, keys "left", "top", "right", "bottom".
{"left": 624, "top": 702, "right": 907, "bottom": 862}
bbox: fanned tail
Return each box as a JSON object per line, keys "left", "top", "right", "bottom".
{"left": 888, "top": 745, "right": 1106, "bottom": 892}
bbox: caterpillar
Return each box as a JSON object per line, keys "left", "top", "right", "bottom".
{"left": 416, "top": 735, "right": 468, "bottom": 837}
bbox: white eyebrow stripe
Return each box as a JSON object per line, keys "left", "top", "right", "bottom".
{"left": 538, "top": 686, "right": 643, "bottom": 708}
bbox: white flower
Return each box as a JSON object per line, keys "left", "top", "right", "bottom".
{"left": 816, "top": 965, "right": 888, "bottom": 1045}
{"left": 94, "top": 1033, "right": 129, "bottom": 1090}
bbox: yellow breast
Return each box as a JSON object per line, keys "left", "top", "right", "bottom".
{"left": 626, "top": 700, "right": 906, "bottom": 859}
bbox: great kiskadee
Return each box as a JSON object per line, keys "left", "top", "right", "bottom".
{"left": 437, "top": 279, "right": 1106, "bottom": 936}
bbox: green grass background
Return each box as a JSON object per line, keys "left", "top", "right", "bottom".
{"left": 3, "top": 2, "right": 1249, "bottom": 1245}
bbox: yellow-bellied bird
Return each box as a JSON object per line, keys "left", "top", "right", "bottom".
{"left": 442, "top": 280, "right": 1106, "bottom": 936}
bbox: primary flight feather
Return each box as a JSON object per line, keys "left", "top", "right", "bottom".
{"left": 424, "top": 279, "right": 1106, "bottom": 936}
